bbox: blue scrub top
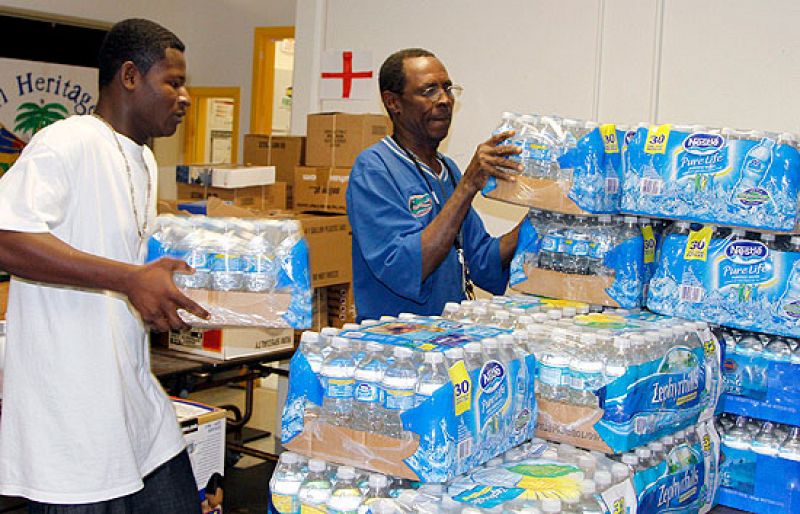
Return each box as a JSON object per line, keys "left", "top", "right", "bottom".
{"left": 346, "top": 136, "right": 509, "bottom": 321}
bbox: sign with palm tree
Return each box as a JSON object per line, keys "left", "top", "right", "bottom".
{"left": 14, "top": 100, "right": 69, "bottom": 137}
{"left": 0, "top": 57, "right": 98, "bottom": 177}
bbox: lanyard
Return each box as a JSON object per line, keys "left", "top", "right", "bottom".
{"left": 391, "top": 136, "right": 476, "bottom": 300}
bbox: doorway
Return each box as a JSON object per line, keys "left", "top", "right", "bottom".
{"left": 250, "top": 27, "right": 294, "bottom": 135}
{"left": 182, "top": 86, "right": 240, "bottom": 164}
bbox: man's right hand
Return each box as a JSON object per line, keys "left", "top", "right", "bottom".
{"left": 459, "top": 130, "right": 523, "bottom": 196}
{"left": 122, "top": 258, "right": 210, "bottom": 333}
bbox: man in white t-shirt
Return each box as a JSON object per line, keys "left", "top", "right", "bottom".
{"left": 0, "top": 19, "right": 209, "bottom": 513}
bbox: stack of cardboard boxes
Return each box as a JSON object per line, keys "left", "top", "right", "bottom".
{"left": 172, "top": 112, "right": 389, "bottom": 349}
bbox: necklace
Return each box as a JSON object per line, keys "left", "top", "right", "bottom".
{"left": 93, "top": 114, "right": 152, "bottom": 241}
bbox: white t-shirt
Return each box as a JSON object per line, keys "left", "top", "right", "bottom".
{"left": 0, "top": 115, "right": 185, "bottom": 503}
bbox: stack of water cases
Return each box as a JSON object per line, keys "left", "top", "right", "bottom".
{"left": 483, "top": 113, "right": 649, "bottom": 308}
{"left": 273, "top": 295, "right": 722, "bottom": 513}
{"left": 714, "top": 328, "right": 800, "bottom": 513}
{"left": 146, "top": 214, "right": 312, "bottom": 328}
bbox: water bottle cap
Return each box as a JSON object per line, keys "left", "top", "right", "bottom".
{"left": 579, "top": 333, "right": 597, "bottom": 344}
{"left": 578, "top": 454, "right": 596, "bottom": 468}
{"left": 577, "top": 305, "right": 590, "bottom": 315}
{"left": 639, "top": 217, "right": 651, "bottom": 224}
{"left": 532, "top": 313, "right": 549, "bottom": 322}
{"left": 280, "top": 451, "right": 299, "bottom": 464}
{"left": 661, "top": 435, "right": 675, "bottom": 444}
{"left": 494, "top": 310, "right": 510, "bottom": 320}
{"left": 584, "top": 120, "right": 599, "bottom": 129}
{"left": 501, "top": 111, "right": 516, "bottom": 119}
{"left": 331, "top": 337, "right": 350, "bottom": 348}
{"left": 497, "top": 333, "right": 515, "bottom": 344}
{"left": 365, "top": 342, "right": 383, "bottom": 353}
{"left": 541, "top": 498, "right": 562, "bottom": 512}
{"left": 580, "top": 479, "right": 597, "bottom": 494}
{"left": 650, "top": 442, "right": 664, "bottom": 451}
{"left": 368, "top": 473, "right": 388, "bottom": 488}
{"left": 444, "top": 347, "right": 464, "bottom": 359}
{"left": 398, "top": 312, "right": 416, "bottom": 320}
{"left": 473, "top": 306, "right": 488, "bottom": 315}
{"left": 598, "top": 214, "right": 612, "bottom": 222}
{"left": 611, "top": 463, "right": 630, "bottom": 476}
{"left": 379, "top": 315, "right": 396, "bottom": 321}
{"left": 308, "top": 459, "right": 326, "bottom": 472}
{"left": 621, "top": 454, "right": 639, "bottom": 465}
{"left": 300, "top": 331, "right": 320, "bottom": 344}
{"left": 594, "top": 469, "right": 612, "bottom": 487}
{"left": 547, "top": 309, "right": 563, "bottom": 320}
{"left": 393, "top": 346, "right": 413, "bottom": 358}
{"left": 320, "top": 327, "right": 340, "bottom": 337}
{"left": 424, "top": 352, "right": 444, "bottom": 364}
{"left": 444, "top": 302, "right": 460, "bottom": 313}
{"left": 636, "top": 448, "right": 652, "bottom": 458}
{"left": 562, "top": 307, "right": 577, "bottom": 317}
{"left": 482, "top": 338, "right": 500, "bottom": 350}
{"left": 336, "top": 466, "right": 356, "bottom": 479}
{"left": 361, "top": 319, "right": 379, "bottom": 326}
{"left": 613, "top": 336, "right": 630, "bottom": 349}
{"left": 624, "top": 216, "right": 638, "bottom": 223}
{"left": 341, "top": 323, "right": 360, "bottom": 331}
{"left": 464, "top": 342, "right": 483, "bottom": 354}
{"left": 761, "top": 233, "right": 775, "bottom": 241}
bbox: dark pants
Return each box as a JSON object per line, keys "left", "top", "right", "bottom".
{"left": 28, "top": 450, "right": 200, "bottom": 514}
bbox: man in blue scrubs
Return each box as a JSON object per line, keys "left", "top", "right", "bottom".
{"left": 346, "top": 48, "right": 523, "bottom": 321}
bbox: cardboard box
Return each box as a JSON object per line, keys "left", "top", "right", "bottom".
{"left": 326, "top": 282, "right": 356, "bottom": 328}
{"left": 0, "top": 281, "right": 8, "bottom": 321}
{"left": 293, "top": 166, "right": 350, "bottom": 213}
{"left": 172, "top": 399, "right": 226, "bottom": 512}
{"left": 305, "top": 113, "right": 390, "bottom": 167}
{"left": 176, "top": 182, "right": 288, "bottom": 210}
{"left": 243, "top": 135, "right": 305, "bottom": 185}
{"left": 211, "top": 165, "right": 275, "bottom": 188}
{"left": 510, "top": 265, "right": 620, "bottom": 307}
{"left": 158, "top": 198, "right": 352, "bottom": 289}
{"left": 483, "top": 175, "right": 595, "bottom": 215}
{"left": 176, "top": 164, "right": 213, "bottom": 186}
{"left": 168, "top": 326, "right": 295, "bottom": 360}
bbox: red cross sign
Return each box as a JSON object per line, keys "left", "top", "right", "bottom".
{"left": 319, "top": 50, "right": 374, "bottom": 100}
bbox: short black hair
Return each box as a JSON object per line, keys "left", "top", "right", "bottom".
{"left": 98, "top": 18, "right": 185, "bottom": 88}
{"left": 379, "top": 48, "right": 435, "bottom": 94}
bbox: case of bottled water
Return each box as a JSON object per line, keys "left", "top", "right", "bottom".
{"left": 716, "top": 328, "right": 800, "bottom": 426}
{"left": 530, "top": 310, "right": 723, "bottom": 454}
{"left": 648, "top": 224, "right": 800, "bottom": 339}
{"left": 146, "top": 214, "right": 312, "bottom": 328}
{"left": 281, "top": 316, "right": 538, "bottom": 482}
{"left": 481, "top": 113, "right": 623, "bottom": 214}
{"left": 717, "top": 414, "right": 800, "bottom": 513}
{"left": 621, "top": 124, "right": 800, "bottom": 232}
{"left": 510, "top": 211, "right": 647, "bottom": 308}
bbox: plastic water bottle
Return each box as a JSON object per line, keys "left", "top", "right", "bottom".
{"left": 541, "top": 498, "right": 563, "bottom": 513}
{"left": 778, "top": 259, "right": 800, "bottom": 321}
{"left": 270, "top": 452, "right": 304, "bottom": 514}
{"left": 463, "top": 342, "right": 486, "bottom": 372}
{"left": 381, "top": 347, "right": 418, "bottom": 438}
{"left": 493, "top": 111, "right": 518, "bottom": 146}
{"left": 779, "top": 426, "right": 800, "bottom": 461}
{"left": 352, "top": 342, "right": 387, "bottom": 432}
{"left": 764, "top": 336, "right": 793, "bottom": 361}
{"left": 358, "top": 473, "right": 390, "bottom": 513}
{"left": 210, "top": 220, "right": 246, "bottom": 291}
{"left": 415, "top": 352, "right": 449, "bottom": 406}
{"left": 442, "top": 302, "right": 461, "bottom": 320}
{"left": 731, "top": 133, "right": 775, "bottom": 205}
{"left": 539, "top": 213, "right": 565, "bottom": 270}
{"left": 565, "top": 216, "right": 591, "bottom": 275}
{"left": 751, "top": 421, "right": 780, "bottom": 455}
{"left": 538, "top": 335, "right": 570, "bottom": 402}
{"left": 320, "top": 337, "right": 356, "bottom": 426}
{"left": 298, "top": 459, "right": 332, "bottom": 511}
{"left": 174, "top": 219, "right": 213, "bottom": 289}
{"left": 325, "top": 466, "right": 363, "bottom": 513}
{"left": 243, "top": 220, "right": 278, "bottom": 292}
{"left": 577, "top": 479, "right": 604, "bottom": 514}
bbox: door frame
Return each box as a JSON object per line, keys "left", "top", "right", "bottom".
{"left": 250, "top": 26, "right": 294, "bottom": 134}
{"left": 183, "top": 86, "right": 240, "bottom": 164}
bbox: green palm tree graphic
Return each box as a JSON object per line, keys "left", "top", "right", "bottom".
{"left": 14, "top": 100, "right": 69, "bottom": 136}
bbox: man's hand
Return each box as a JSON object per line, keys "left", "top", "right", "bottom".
{"left": 459, "top": 130, "right": 523, "bottom": 195}
{"left": 121, "top": 258, "right": 209, "bottom": 332}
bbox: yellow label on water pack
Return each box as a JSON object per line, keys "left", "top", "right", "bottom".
{"left": 642, "top": 225, "right": 656, "bottom": 264}
{"left": 418, "top": 343, "right": 436, "bottom": 351}
{"left": 600, "top": 124, "right": 619, "bottom": 153}
{"left": 644, "top": 124, "right": 671, "bottom": 154}
{"left": 684, "top": 226, "right": 713, "bottom": 261}
{"left": 300, "top": 505, "right": 326, "bottom": 514}
{"left": 271, "top": 494, "right": 297, "bottom": 514}
{"left": 448, "top": 360, "right": 472, "bottom": 416}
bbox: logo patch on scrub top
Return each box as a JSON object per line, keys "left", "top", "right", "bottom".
{"left": 408, "top": 193, "right": 433, "bottom": 217}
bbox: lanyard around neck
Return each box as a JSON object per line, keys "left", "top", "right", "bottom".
{"left": 391, "top": 135, "right": 456, "bottom": 206}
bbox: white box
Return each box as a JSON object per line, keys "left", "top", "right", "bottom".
{"left": 168, "top": 327, "right": 295, "bottom": 360}
{"left": 172, "top": 398, "right": 226, "bottom": 512}
{"left": 211, "top": 165, "right": 275, "bottom": 188}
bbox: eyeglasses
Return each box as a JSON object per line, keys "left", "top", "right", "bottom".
{"left": 417, "top": 84, "right": 464, "bottom": 102}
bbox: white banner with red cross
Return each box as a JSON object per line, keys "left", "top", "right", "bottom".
{"left": 319, "top": 50, "right": 374, "bottom": 100}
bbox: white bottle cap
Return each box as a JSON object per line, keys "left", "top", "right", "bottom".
{"left": 280, "top": 451, "right": 299, "bottom": 464}
{"left": 541, "top": 498, "right": 562, "bottom": 513}
{"left": 398, "top": 312, "right": 416, "bottom": 320}
{"left": 336, "top": 466, "right": 356, "bottom": 479}
{"left": 379, "top": 315, "right": 396, "bottom": 321}
{"left": 547, "top": 309, "right": 563, "bottom": 320}
{"left": 393, "top": 346, "right": 413, "bottom": 359}
{"left": 331, "top": 337, "right": 350, "bottom": 349}
{"left": 368, "top": 473, "right": 388, "bottom": 488}
{"left": 636, "top": 448, "right": 652, "bottom": 459}
{"left": 341, "top": 323, "right": 360, "bottom": 330}
{"left": 580, "top": 479, "right": 597, "bottom": 494}
{"left": 594, "top": 469, "right": 612, "bottom": 488}
{"left": 308, "top": 458, "right": 326, "bottom": 472}
{"left": 621, "top": 454, "right": 638, "bottom": 465}
{"left": 320, "top": 327, "right": 340, "bottom": 337}
{"left": 365, "top": 342, "right": 383, "bottom": 353}
{"left": 424, "top": 352, "right": 444, "bottom": 364}
{"left": 464, "top": 342, "right": 483, "bottom": 354}
{"left": 611, "top": 462, "right": 630, "bottom": 478}
{"left": 444, "top": 302, "right": 460, "bottom": 313}
{"left": 444, "top": 347, "right": 464, "bottom": 360}
{"left": 482, "top": 338, "right": 500, "bottom": 350}
{"left": 562, "top": 307, "right": 577, "bottom": 317}
{"left": 361, "top": 319, "right": 379, "bottom": 326}
{"left": 300, "top": 331, "right": 320, "bottom": 344}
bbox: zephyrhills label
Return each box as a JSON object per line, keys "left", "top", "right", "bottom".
{"left": 639, "top": 461, "right": 704, "bottom": 512}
